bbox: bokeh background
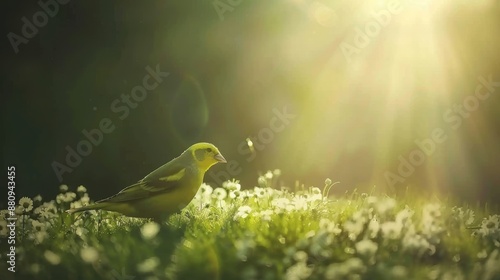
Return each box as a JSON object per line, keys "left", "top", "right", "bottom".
{"left": 2, "top": 0, "right": 499, "bottom": 208}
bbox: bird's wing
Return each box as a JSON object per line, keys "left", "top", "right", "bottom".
{"left": 140, "top": 155, "right": 187, "bottom": 183}
{"left": 96, "top": 164, "right": 187, "bottom": 204}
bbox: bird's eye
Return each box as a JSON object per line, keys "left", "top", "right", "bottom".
{"left": 206, "top": 148, "right": 212, "bottom": 153}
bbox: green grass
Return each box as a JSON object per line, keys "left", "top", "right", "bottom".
{"left": 1, "top": 171, "right": 499, "bottom": 280}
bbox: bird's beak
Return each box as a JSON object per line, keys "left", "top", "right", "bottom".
{"left": 214, "top": 153, "right": 227, "bottom": 163}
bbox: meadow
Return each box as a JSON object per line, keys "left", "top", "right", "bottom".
{"left": 1, "top": 171, "right": 499, "bottom": 280}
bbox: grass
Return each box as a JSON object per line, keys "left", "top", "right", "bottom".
{"left": 1, "top": 170, "right": 499, "bottom": 280}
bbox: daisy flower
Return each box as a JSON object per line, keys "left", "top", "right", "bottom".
{"left": 19, "top": 197, "right": 34, "bottom": 212}
{"left": 234, "top": 205, "right": 252, "bottom": 220}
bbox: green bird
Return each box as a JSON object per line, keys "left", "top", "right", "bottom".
{"left": 66, "top": 142, "right": 226, "bottom": 221}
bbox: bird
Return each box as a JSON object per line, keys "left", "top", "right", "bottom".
{"left": 66, "top": 142, "right": 226, "bottom": 221}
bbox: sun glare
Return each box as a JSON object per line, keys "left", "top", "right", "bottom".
{"left": 262, "top": 0, "right": 499, "bottom": 198}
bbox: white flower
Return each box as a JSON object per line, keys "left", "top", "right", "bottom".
{"left": 308, "top": 187, "right": 323, "bottom": 201}
{"left": 137, "top": 257, "right": 159, "bottom": 273}
{"left": 212, "top": 188, "right": 227, "bottom": 201}
{"left": 259, "top": 210, "right": 274, "bottom": 221}
{"left": 19, "top": 197, "right": 34, "bottom": 212}
{"left": 67, "top": 192, "right": 77, "bottom": 202}
{"left": 311, "top": 187, "right": 322, "bottom": 195}
{"left": 381, "top": 221, "right": 403, "bottom": 239}
{"left": 344, "top": 209, "right": 370, "bottom": 240}
{"left": 229, "top": 190, "right": 241, "bottom": 199}
{"left": 253, "top": 187, "right": 266, "bottom": 198}
{"left": 272, "top": 198, "right": 294, "bottom": 212}
{"left": 344, "top": 220, "right": 365, "bottom": 241}
{"left": 197, "top": 183, "right": 213, "bottom": 197}
{"left": 265, "top": 171, "right": 273, "bottom": 180}
{"left": 194, "top": 183, "right": 213, "bottom": 206}
{"left": 77, "top": 185, "right": 87, "bottom": 193}
{"left": 376, "top": 197, "right": 396, "bottom": 215}
{"left": 402, "top": 225, "right": 433, "bottom": 254}
{"left": 396, "top": 207, "right": 414, "bottom": 225}
{"left": 80, "top": 247, "right": 99, "bottom": 263}
{"left": 355, "top": 239, "right": 378, "bottom": 256}
{"left": 368, "top": 217, "right": 380, "bottom": 238}
{"left": 141, "top": 222, "right": 160, "bottom": 240}
{"left": 215, "top": 199, "right": 228, "bottom": 210}
{"left": 80, "top": 193, "right": 90, "bottom": 204}
{"left": 31, "top": 220, "right": 46, "bottom": 232}
{"left": 234, "top": 205, "right": 252, "bottom": 220}
{"left": 352, "top": 209, "right": 370, "bottom": 224}
{"left": 459, "top": 208, "right": 475, "bottom": 226}
{"left": 319, "top": 219, "right": 342, "bottom": 235}
{"left": 70, "top": 200, "right": 83, "bottom": 210}
{"left": 478, "top": 215, "right": 500, "bottom": 238}
{"left": 35, "top": 202, "right": 58, "bottom": 220}
{"left": 420, "top": 203, "right": 443, "bottom": 237}
{"left": 293, "top": 196, "right": 308, "bottom": 211}
{"left": 59, "top": 184, "right": 68, "bottom": 193}
{"left": 464, "top": 209, "right": 475, "bottom": 226}
{"left": 223, "top": 180, "right": 241, "bottom": 191}
{"left": 273, "top": 169, "right": 282, "bottom": 177}
{"left": 56, "top": 192, "right": 77, "bottom": 203}
{"left": 240, "top": 190, "right": 253, "bottom": 199}
{"left": 423, "top": 203, "right": 441, "bottom": 218}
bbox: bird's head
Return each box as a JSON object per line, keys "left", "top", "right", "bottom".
{"left": 187, "top": 142, "right": 226, "bottom": 171}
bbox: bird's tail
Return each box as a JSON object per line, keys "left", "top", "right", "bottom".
{"left": 66, "top": 203, "right": 108, "bottom": 214}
